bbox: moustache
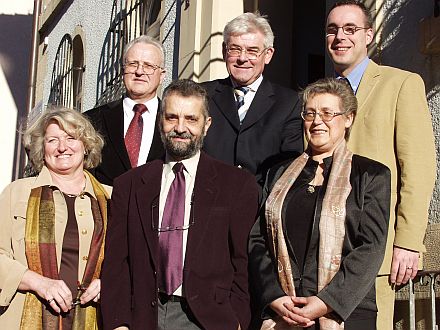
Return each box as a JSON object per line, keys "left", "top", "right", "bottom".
{"left": 167, "top": 131, "right": 193, "bottom": 139}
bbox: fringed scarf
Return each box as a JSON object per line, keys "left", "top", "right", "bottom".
{"left": 261, "top": 141, "right": 353, "bottom": 330}
{"left": 20, "top": 170, "right": 109, "bottom": 330}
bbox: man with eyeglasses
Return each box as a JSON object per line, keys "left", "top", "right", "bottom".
{"left": 326, "top": 1, "right": 436, "bottom": 329}
{"left": 101, "top": 79, "right": 259, "bottom": 330}
{"left": 201, "top": 12, "right": 303, "bottom": 186}
{"left": 84, "top": 35, "right": 165, "bottom": 185}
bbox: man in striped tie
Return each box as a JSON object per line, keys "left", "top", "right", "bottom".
{"left": 202, "top": 12, "right": 304, "bottom": 186}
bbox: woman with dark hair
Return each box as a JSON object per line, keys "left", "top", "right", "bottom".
{"left": 249, "top": 78, "right": 391, "bottom": 329}
{"left": 0, "top": 107, "right": 111, "bottom": 329}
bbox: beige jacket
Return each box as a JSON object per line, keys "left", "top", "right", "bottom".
{"left": 347, "top": 61, "right": 436, "bottom": 275}
{"left": 0, "top": 167, "right": 111, "bottom": 329}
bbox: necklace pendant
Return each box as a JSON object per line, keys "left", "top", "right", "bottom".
{"left": 307, "top": 184, "right": 315, "bottom": 194}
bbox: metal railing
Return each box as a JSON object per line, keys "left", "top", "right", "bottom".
{"left": 405, "top": 270, "right": 440, "bottom": 330}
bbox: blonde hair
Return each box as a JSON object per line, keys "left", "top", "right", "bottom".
{"left": 23, "top": 107, "right": 104, "bottom": 172}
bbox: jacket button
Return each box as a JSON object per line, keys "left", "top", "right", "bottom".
{"left": 151, "top": 300, "right": 156, "bottom": 307}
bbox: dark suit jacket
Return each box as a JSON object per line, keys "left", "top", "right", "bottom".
{"left": 249, "top": 154, "right": 390, "bottom": 324}
{"left": 84, "top": 99, "right": 164, "bottom": 185}
{"left": 101, "top": 152, "right": 259, "bottom": 330}
{"left": 201, "top": 78, "right": 303, "bottom": 184}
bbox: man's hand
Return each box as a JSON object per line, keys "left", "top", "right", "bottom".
{"left": 390, "top": 246, "right": 419, "bottom": 285}
{"left": 269, "top": 296, "right": 314, "bottom": 327}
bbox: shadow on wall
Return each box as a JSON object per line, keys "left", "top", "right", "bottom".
{"left": 95, "top": 27, "right": 124, "bottom": 107}
{"left": 379, "top": 0, "right": 434, "bottom": 79}
{"left": 0, "top": 14, "right": 32, "bottom": 120}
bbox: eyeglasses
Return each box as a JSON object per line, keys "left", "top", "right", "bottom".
{"left": 301, "top": 110, "right": 347, "bottom": 122}
{"left": 124, "top": 60, "right": 163, "bottom": 74}
{"left": 151, "top": 193, "right": 195, "bottom": 232}
{"left": 226, "top": 47, "right": 268, "bottom": 60}
{"left": 326, "top": 25, "right": 370, "bottom": 36}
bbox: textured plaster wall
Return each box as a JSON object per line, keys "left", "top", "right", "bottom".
{"left": 381, "top": 0, "right": 440, "bottom": 222}
{"left": 41, "top": 0, "right": 113, "bottom": 111}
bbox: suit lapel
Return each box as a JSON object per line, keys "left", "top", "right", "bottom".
{"left": 184, "top": 153, "right": 218, "bottom": 268}
{"left": 147, "top": 99, "right": 165, "bottom": 162}
{"left": 102, "top": 100, "right": 132, "bottom": 170}
{"left": 240, "top": 78, "right": 275, "bottom": 130}
{"left": 357, "top": 61, "right": 381, "bottom": 112}
{"left": 211, "top": 79, "right": 241, "bottom": 131}
{"left": 136, "top": 160, "right": 164, "bottom": 268}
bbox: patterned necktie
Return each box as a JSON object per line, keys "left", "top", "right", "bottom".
{"left": 125, "top": 104, "right": 148, "bottom": 168}
{"left": 234, "top": 86, "right": 250, "bottom": 123}
{"left": 159, "top": 162, "right": 186, "bottom": 295}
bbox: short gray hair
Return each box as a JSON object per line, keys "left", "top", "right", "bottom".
{"left": 161, "top": 79, "right": 210, "bottom": 120}
{"left": 122, "top": 35, "right": 165, "bottom": 67}
{"left": 301, "top": 78, "right": 357, "bottom": 140}
{"left": 223, "top": 12, "right": 274, "bottom": 48}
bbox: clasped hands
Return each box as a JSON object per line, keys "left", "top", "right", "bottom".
{"left": 270, "top": 295, "right": 332, "bottom": 328}
{"left": 19, "top": 270, "right": 101, "bottom": 314}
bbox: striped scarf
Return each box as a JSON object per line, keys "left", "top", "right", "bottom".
{"left": 20, "top": 170, "right": 109, "bottom": 330}
{"left": 262, "top": 141, "right": 352, "bottom": 330}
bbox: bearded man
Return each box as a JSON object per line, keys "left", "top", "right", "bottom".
{"left": 100, "top": 79, "right": 259, "bottom": 330}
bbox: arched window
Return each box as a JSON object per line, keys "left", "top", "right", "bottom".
{"left": 95, "top": 0, "right": 161, "bottom": 106}
{"left": 48, "top": 34, "right": 73, "bottom": 108}
{"left": 72, "top": 34, "right": 85, "bottom": 111}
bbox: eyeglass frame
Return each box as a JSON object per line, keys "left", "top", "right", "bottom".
{"left": 151, "top": 192, "right": 195, "bottom": 232}
{"left": 325, "top": 24, "right": 370, "bottom": 36}
{"left": 301, "top": 110, "right": 348, "bottom": 122}
{"left": 123, "top": 60, "right": 164, "bottom": 75}
{"left": 225, "top": 46, "right": 269, "bottom": 60}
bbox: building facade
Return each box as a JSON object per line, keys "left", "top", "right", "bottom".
{"left": 18, "top": 1, "right": 440, "bottom": 325}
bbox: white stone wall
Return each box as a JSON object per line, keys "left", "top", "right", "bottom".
{"left": 41, "top": 0, "right": 114, "bottom": 111}
{"left": 381, "top": 0, "right": 440, "bottom": 222}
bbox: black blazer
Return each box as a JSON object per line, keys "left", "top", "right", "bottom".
{"left": 84, "top": 99, "right": 164, "bottom": 185}
{"left": 201, "top": 78, "right": 303, "bottom": 185}
{"left": 101, "top": 152, "right": 259, "bottom": 330}
{"left": 249, "top": 154, "right": 391, "bottom": 324}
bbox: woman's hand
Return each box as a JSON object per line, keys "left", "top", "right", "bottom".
{"left": 287, "top": 296, "right": 332, "bottom": 321}
{"left": 269, "top": 296, "right": 315, "bottom": 327}
{"left": 19, "top": 270, "right": 72, "bottom": 313}
{"left": 79, "top": 278, "right": 101, "bottom": 304}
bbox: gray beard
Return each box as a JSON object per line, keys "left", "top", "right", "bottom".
{"left": 161, "top": 131, "right": 204, "bottom": 161}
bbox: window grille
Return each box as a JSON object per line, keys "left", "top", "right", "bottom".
{"left": 95, "top": 0, "right": 161, "bottom": 106}
{"left": 48, "top": 34, "right": 73, "bottom": 108}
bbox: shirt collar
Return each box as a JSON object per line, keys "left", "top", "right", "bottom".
{"left": 336, "top": 57, "right": 369, "bottom": 94}
{"left": 164, "top": 151, "right": 201, "bottom": 178}
{"left": 230, "top": 75, "right": 263, "bottom": 93}
{"left": 123, "top": 96, "right": 159, "bottom": 116}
